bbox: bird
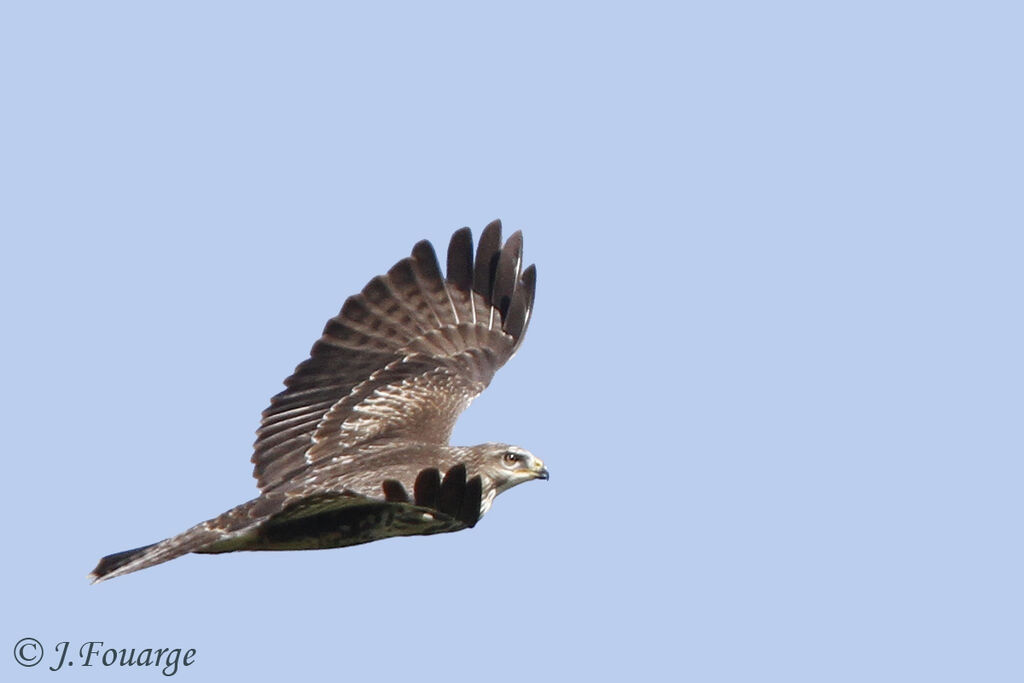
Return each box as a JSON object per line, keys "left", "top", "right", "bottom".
{"left": 89, "top": 220, "right": 545, "bottom": 583}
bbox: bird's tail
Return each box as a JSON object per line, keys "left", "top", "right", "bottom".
{"left": 88, "top": 497, "right": 268, "bottom": 583}
{"left": 88, "top": 520, "right": 227, "bottom": 583}
{"left": 90, "top": 543, "right": 160, "bottom": 580}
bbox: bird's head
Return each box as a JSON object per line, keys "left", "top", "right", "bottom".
{"left": 471, "top": 443, "right": 548, "bottom": 494}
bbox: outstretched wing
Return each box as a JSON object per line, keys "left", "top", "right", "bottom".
{"left": 252, "top": 221, "right": 536, "bottom": 493}
{"left": 243, "top": 465, "right": 486, "bottom": 550}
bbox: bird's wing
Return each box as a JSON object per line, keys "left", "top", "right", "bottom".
{"left": 252, "top": 221, "right": 536, "bottom": 493}
{"left": 249, "top": 465, "right": 485, "bottom": 550}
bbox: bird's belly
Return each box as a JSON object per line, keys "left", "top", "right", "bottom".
{"left": 234, "top": 502, "right": 465, "bottom": 552}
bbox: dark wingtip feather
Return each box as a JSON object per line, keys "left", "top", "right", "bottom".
{"left": 446, "top": 227, "right": 474, "bottom": 291}
{"left": 414, "top": 468, "right": 442, "bottom": 509}
{"left": 439, "top": 464, "right": 467, "bottom": 517}
{"left": 473, "top": 220, "right": 502, "bottom": 299}
{"left": 483, "top": 218, "right": 502, "bottom": 235}
{"left": 506, "top": 263, "right": 536, "bottom": 346}
{"left": 504, "top": 284, "right": 528, "bottom": 341}
{"left": 459, "top": 476, "right": 483, "bottom": 528}
{"left": 411, "top": 239, "right": 441, "bottom": 274}
{"left": 492, "top": 231, "right": 523, "bottom": 320}
{"left": 382, "top": 479, "right": 411, "bottom": 503}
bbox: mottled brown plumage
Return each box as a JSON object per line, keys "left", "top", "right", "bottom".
{"left": 90, "top": 221, "right": 546, "bottom": 583}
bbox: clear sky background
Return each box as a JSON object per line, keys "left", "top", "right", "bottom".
{"left": 2, "top": 2, "right": 1021, "bottom": 681}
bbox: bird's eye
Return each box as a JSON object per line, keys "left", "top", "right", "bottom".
{"left": 503, "top": 451, "right": 519, "bottom": 465}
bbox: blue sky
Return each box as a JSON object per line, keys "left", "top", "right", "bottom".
{"left": 2, "top": 2, "right": 1021, "bottom": 681}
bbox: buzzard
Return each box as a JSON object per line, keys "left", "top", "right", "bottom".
{"left": 90, "top": 220, "right": 545, "bottom": 582}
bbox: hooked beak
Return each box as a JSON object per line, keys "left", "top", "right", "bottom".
{"left": 534, "top": 460, "right": 550, "bottom": 481}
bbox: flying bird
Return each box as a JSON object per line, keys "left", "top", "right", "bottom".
{"left": 90, "top": 220, "right": 545, "bottom": 582}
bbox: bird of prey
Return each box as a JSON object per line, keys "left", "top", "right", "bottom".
{"left": 90, "top": 220, "right": 545, "bottom": 583}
